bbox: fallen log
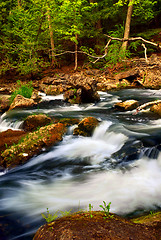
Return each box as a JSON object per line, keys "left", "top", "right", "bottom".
{"left": 133, "top": 100, "right": 161, "bottom": 115}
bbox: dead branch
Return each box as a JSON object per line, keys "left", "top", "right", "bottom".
{"left": 142, "top": 43, "right": 149, "bottom": 64}
{"left": 133, "top": 100, "right": 161, "bottom": 115}
{"left": 104, "top": 35, "right": 161, "bottom": 49}
{"left": 49, "top": 35, "right": 160, "bottom": 65}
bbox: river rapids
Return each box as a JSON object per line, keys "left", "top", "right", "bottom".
{"left": 1, "top": 89, "right": 161, "bottom": 239}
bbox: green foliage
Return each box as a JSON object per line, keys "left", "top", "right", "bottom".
{"left": 99, "top": 201, "right": 113, "bottom": 219}
{"left": 41, "top": 208, "right": 59, "bottom": 223}
{"left": 89, "top": 203, "right": 93, "bottom": 218}
{"left": 105, "top": 25, "right": 131, "bottom": 66}
{"left": 10, "top": 80, "right": 33, "bottom": 103}
{"left": 42, "top": 208, "right": 72, "bottom": 223}
{"left": 0, "top": 0, "right": 160, "bottom": 73}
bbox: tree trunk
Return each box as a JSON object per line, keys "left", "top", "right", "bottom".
{"left": 122, "top": 0, "right": 133, "bottom": 50}
{"left": 18, "top": 0, "right": 21, "bottom": 7}
{"left": 74, "top": 34, "right": 78, "bottom": 71}
{"left": 47, "top": 10, "right": 55, "bottom": 66}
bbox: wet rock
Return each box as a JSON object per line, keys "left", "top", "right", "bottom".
{"left": 0, "top": 95, "right": 10, "bottom": 112}
{"left": 1, "top": 123, "right": 66, "bottom": 168}
{"left": 22, "top": 114, "right": 52, "bottom": 132}
{"left": 57, "top": 118, "right": 79, "bottom": 126}
{"left": 31, "top": 91, "right": 41, "bottom": 102}
{"left": 150, "top": 103, "right": 161, "bottom": 116}
{"left": 33, "top": 211, "right": 157, "bottom": 240}
{"left": 114, "top": 100, "right": 139, "bottom": 111}
{"left": 9, "top": 94, "right": 36, "bottom": 111}
{"left": 73, "top": 117, "right": 99, "bottom": 136}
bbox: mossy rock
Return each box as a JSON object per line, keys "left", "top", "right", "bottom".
{"left": 22, "top": 114, "right": 52, "bottom": 132}
{"left": 1, "top": 123, "right": 66, "bottom": 168}
{"left": 33, "top": 211, "right": 158, "bottom": 240}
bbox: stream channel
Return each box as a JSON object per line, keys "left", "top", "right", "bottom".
{"left": 1, "top": 89, "right": 161, "bottom": 239}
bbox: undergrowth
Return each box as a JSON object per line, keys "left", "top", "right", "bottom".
{"left": 10, "top": 80, "right": 33, "bottom": 103}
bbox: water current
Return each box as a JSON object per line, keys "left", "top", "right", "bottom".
{"left": 1, "top": 89, "right": 161, "bottom": 239}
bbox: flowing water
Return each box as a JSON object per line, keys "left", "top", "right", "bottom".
{"left": 1, "top": 89, "right": 161, "bottom": 239}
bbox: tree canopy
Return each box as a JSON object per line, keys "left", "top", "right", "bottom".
{"left": 0, "top": 0, "right": 160, "bottom": 75}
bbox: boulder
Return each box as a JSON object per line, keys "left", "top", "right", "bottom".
{"left": 0, "top": 95, "right": 10, "bottom": 112}
{"left": 150, "top": 103, "right": 161, "bottom": 116}
{"left": 33, "top": 211, "right": 157, "bottom": 240}
{"left": 114, "top": 100, "right": 139, "bottom": 111}
{"left": 9, "top": 95, "right": 35, "bottom": 111}
{"left": 22, "top": 114, "right": 52, "bottom": 132}
{"left": 115, "top": 69, "right": 140, "bottom": 82}
{"left": 73, "top": 117, "right": 99, "bottom": 136}
{"left": 64, "top": 75, "right": 100, "bottom": 104}
{"left": 1, "top": 123, "right": 66, "bottom": 168}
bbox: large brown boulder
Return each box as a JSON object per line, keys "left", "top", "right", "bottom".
{"left": 22, "top": 114, "right": 52, "bottom": 132}
{"left": 9, "top": 94, "right": 36, "bottom": 111}
{"left": 150, "top": 103, "right": 161, "bottom": 116}
{"left": 1, "top": 123, "right": 66, "bottom": 168}
{"left": 33, "top": 211, "right": 157, "bottom": 240}
{"left": 73, "top": 117, "right": 99, "bottom": 136}
{"left": 115, "top": 69, "right": 140, "bottom": 81}
{"left": 64, "top": 75, "right": 100, "bottom": 104}
{"left": 114, "top": 100, "right": 139, "bottom": 111}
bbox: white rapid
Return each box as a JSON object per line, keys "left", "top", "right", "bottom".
{"left": 1, "top": 155, "right": 161, "bottom": 217}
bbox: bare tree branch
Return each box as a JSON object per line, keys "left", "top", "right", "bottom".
{"left": 104, "top": 35, "right": 161, "bottom": 49}
{"left": 133, "top": 100, "right": 161, "bottom": 115}
{"left": 48, "top": 35, "right": 161, "bottom": 65}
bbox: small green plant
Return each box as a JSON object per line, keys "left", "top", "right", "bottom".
{"left": 89, "top": 203, "right": 93, "bottom": 218}
{"left": 42, "top": 208, "right": 72, "bottom": 223}
{"left": 60, "top": 209, "right": 72, "bottom": 217}
{"left": 10, "top": 80, "right": 33, "bottom": 103}
{"left": 99, "top": 201, "right": 113, "bottom": 219}
{"left": 41, "top": 208, "right": 59, "bottom": 223}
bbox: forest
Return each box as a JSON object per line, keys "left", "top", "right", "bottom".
{"left": 0, "top": 0, "right": 161, "bottom": 76}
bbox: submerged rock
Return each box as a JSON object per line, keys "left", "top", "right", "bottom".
{"left": 1, "top": 123, "right": 66, "bottom": 168}
{"left": 73, "top": 117, "right": 99, "bottom": 136}
{"left": 114, "top": 100, "right": 139, "bottom": 111}
{"left": 33, "top": 211, "right": 158, "bottom": 240}
{"left": 22, "top": 114, "right": 52, "bottom": 132}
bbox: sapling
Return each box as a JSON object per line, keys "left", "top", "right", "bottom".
{"left": 99, "top": 201, "right": 113, "bottom": 219}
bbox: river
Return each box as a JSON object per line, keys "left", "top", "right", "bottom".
{"left": 1, "top": 89, "right": 161, "bottom": 239}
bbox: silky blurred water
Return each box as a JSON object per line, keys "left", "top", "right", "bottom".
{"left": 1, "top": 89, "right": 161, "bottom": 239}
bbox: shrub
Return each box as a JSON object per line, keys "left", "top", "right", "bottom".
{"left": 10, "top": 80, "right": 33, "bottom": 103}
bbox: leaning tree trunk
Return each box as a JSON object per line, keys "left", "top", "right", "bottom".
{"left": 74, "top": 33, "right": 78, "bottom": 71}
{"left": 18, "top": 0, "right": 21, "bottom": 7}
{"left": 47, "top": 10, "right": 55, "bottom": 66}
{"left": 122, "top": 0, "right": 133, "bottom": 50}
